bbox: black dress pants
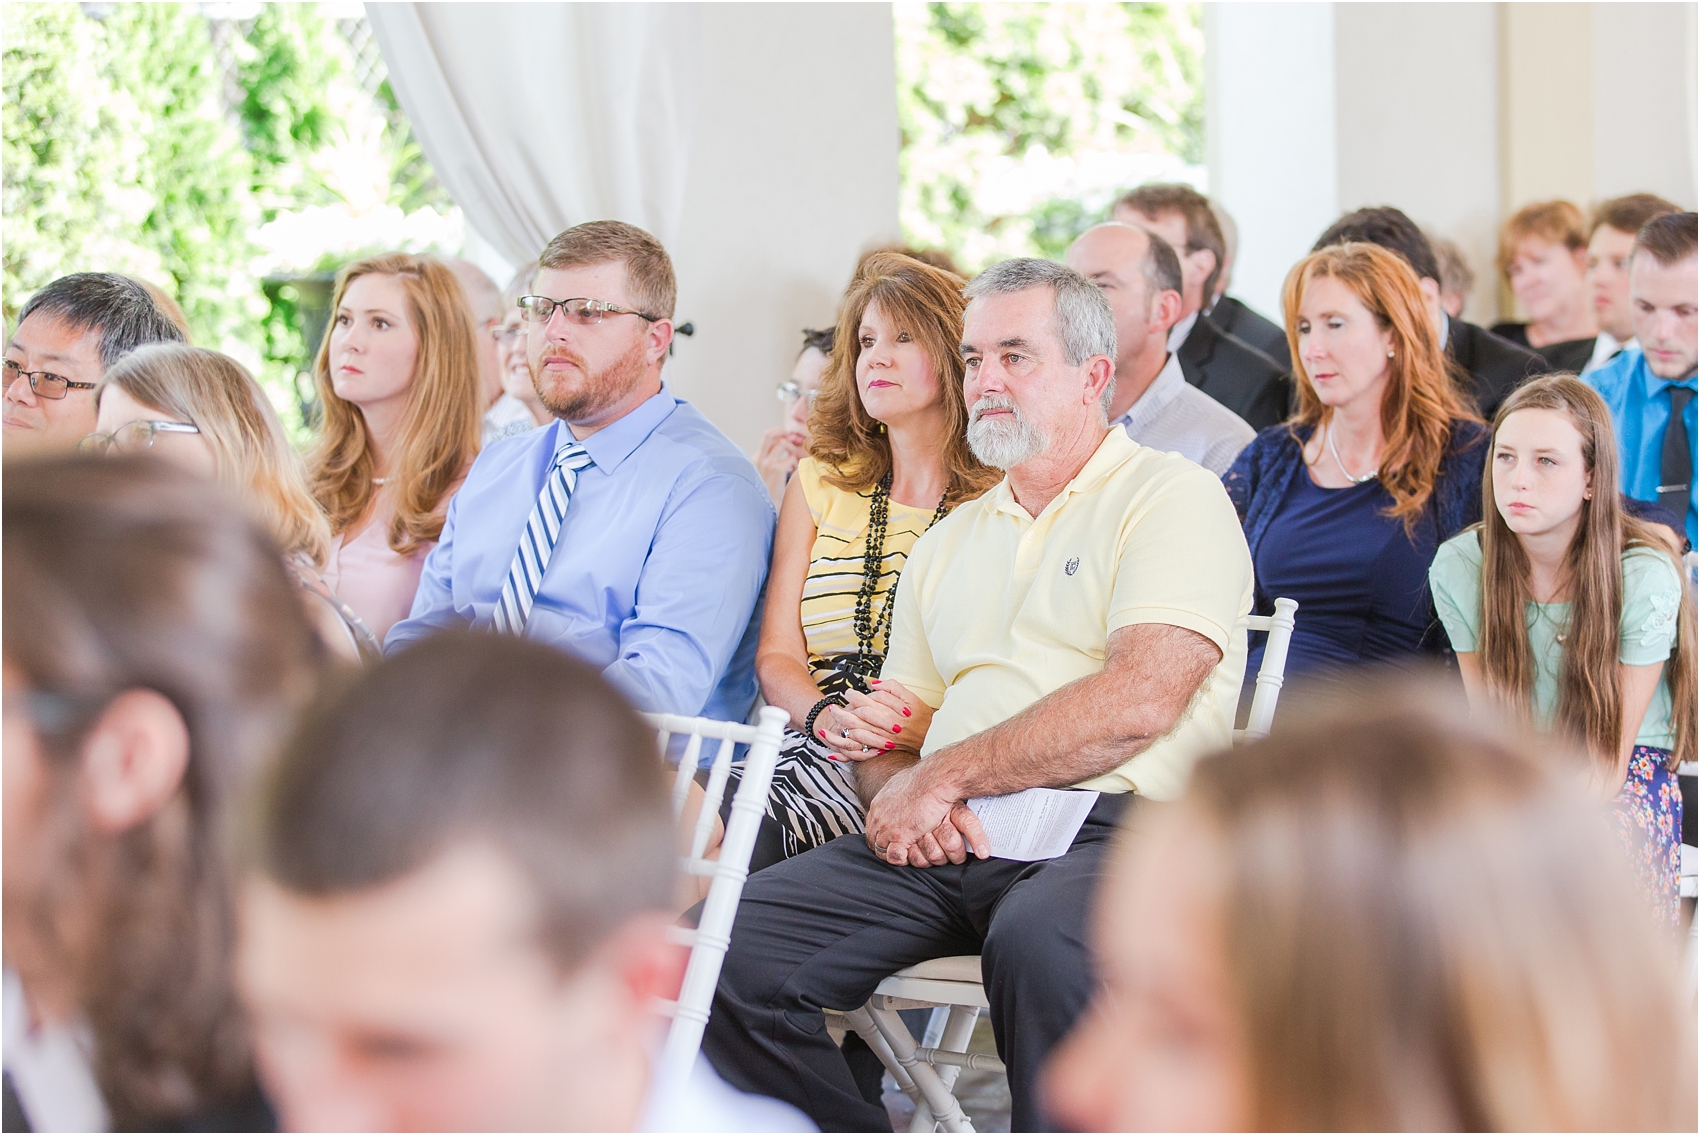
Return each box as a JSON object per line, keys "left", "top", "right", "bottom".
{"left": 701, "top": 793, "right": 1132, "bottom": 1132}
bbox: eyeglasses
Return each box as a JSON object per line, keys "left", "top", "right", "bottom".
{"left": 777, "top": 380, "right": 820, "bottom": 407}
{"left": 517, "top": 296, "right": 660, "bottom": 326}
{"left": 3, "top": 358, "right": 98, "bottom": 400}
{"left": 2, "top": 687, "right": 113, "bottom": 743}
{"left": 492, "top": 323, "right": 526, "bottom": 344}
{"left": 77, "top": 419, "right": 201, "bottom": 456}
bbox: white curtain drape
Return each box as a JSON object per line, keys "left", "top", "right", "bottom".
{"left": 367, "top": 2, "right": 701, "bottom": 267}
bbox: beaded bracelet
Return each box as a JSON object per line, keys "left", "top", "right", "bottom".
{"left": 803, "top": 693, "right": 848, "bottom": 739}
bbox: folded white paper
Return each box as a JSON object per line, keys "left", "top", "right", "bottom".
{"left": 966, "top": 788, "right": 1100, "bottom": 861}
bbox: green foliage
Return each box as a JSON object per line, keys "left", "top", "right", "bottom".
{"left": 376, "top": 78, "right": 455, "bottom": 216}
{"left": 3, "top": 3, "right": 459, "bottom": 445}
{"left": 236, "top": 3, "right": 346, "bottom": 220}
{"left": 3, "top": 2, "right": 263, "bottom": 355}
{"left": 897, "top": 2, "right": 1205, "bottom": 271}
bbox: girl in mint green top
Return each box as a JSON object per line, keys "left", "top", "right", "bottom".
{"left": 1428, "top": 376, "right": 1695, "bottom": 927}
{"left": 1431, "top": 534, "right": 1683, "bottom": 749}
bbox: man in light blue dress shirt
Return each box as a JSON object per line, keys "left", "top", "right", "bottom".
{"left": 1588, "top": 212, "right": 1697, "bottom": 548}
{"left": 387, "top": 221, "right": 775, "bottom": 722}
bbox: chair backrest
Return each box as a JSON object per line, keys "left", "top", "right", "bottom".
{"left": 646, "top": 704, "right": 788, "bottom": 1099}
{"left": 1236, "top": 597, "right": 1298, "bottom": 742}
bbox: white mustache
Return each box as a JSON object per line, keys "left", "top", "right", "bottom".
{"left": 970, "top": 395, "right": 1020, "bottom": 423}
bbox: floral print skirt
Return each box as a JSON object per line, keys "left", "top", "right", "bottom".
{"left": 1612, "top": 745, "right": 1683, "bottom": 931}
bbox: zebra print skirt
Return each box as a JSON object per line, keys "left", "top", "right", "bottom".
{"left": 732, "top": 728, "right": 868, "bottom": 861}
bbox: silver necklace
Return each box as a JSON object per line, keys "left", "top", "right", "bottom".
{"left": 1326, "top": 422, "right": 1379, "bottom": 484}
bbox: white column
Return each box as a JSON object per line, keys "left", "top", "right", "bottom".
{"left": 1205, "top": 2, "right": 1337, "bottom": 326}
{"left": 1335, "top": 3, "right": 1501, "bottom": 325}
{"left": 665, "top": 2, "right": 900, "bottom": 452}
{"left": 1590, "top": 2, "right": 1699, "bottom": 209}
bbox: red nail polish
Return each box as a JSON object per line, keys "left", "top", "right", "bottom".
{"left": 892, "top": 724, "right": 901, "bottom": 734}
{"left": 885, "top": 741, "right": 895, "bottom": 749}
{"left": 902, "top": 707, "right": 912, "bottom": 717}
{"left": 818, "top": 728, "right": 827, "bottom": 738}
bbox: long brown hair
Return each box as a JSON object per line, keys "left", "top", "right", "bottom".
{"left": 1475, "top": 374, "right": 1696, "bottom": 770}
{"left": 99, "top": 343, "right": 333, "bottom": 567}
{"left": 809, "top": 251, "right": 999, "bottom": 504}
{"left": 1283, "top": 242, "right": 1477, "bottom": 527}
{"left": 2, "top": 456, "right": 325, "bottom": 1129}
{"left": 1179, "top": 679, "right": 1694, "bottom": 1130}
{"left": 307, "top": 253, "right": 481, "bottom": 555}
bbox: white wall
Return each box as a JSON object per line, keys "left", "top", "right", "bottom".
{"left": 1205, "top": 2, "right": 1336, "bottom": 325}
{"left": 1591, "top": 2, "right": 1699, "bottom": 209}
{"left": 664, "top": 3, "right": 900, "bottom": 453}
{"left": 1335, "top": 3, "right": 1502, "bottom": 326}
{"left": 1210, "top": 1, "right": 1699, "bottom": 329}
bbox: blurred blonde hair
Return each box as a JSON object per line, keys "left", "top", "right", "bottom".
{"left": 98, "top": 343, "right": 332, "bottom": 566}
{"left": 1174, "top": 678, "right": 1695, "bottom": 1131}
{"left": 308, "top": 253, "right": 482, "bottom": 555}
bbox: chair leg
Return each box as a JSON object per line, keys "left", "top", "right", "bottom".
{"left": 842, "top": 1007, "right": 923, "bottom": 1110}
{"left": 871, "top": 1004, "right": 976, "bottom": 1133}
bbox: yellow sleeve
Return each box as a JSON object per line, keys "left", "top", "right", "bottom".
{"left": 794, "top": 457, "right": 827, "bottom": 526}
{"left": 874, "top": 530, "right": 947, "bottom": 709}
{"left": 1106, "top": 462, "right": 1253, "bottom": 652}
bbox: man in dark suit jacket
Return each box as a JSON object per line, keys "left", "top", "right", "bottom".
{"left": 1313, "top": 206, "right": 1551, "bottom": 419}
{"left": 1115, "top": 184, "right": 1293, "bottom": 430}
{"left": 1209, "top": 294, "right": 1289, "bottom": 365}
{"left": 1174, "top": 309, "right": 1292, "bottom": 430}
{"left": 1206, "top": 199, "right": 1292, "bottom": 365}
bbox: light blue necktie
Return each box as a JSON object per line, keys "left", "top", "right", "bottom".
{"left": 492, "top": 441, "right": 594, "bottom": 635}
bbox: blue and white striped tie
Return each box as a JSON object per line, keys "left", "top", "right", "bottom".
{"left": 492, "top": 441, "right": 594, "bottom": 635}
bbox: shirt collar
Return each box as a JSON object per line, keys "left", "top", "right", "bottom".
{"left": 552, "top": 383, "right": 678, "bottom": 472}
{"left": 1438, "top": 310, "right": 1450, "bottom": 351}
{"left": 1166, "top": 310, "right": 1200, "bottom": 352}
{"left": 984, "top": 427, "right": 1136, "bottom": 520}
{"left": 1638, "top": 350, "right": 1699, "bottom": 393}
{"left": 1113, "top": 352, "right": 1184, "bottom": 431}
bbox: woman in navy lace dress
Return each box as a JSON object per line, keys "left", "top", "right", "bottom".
{"left": 1223, "top": 242, "right": 1488, "bottom": 685}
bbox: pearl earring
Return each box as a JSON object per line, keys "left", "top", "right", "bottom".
{"left": 1387, "top": 349, "right": 1395, "bottom": 358}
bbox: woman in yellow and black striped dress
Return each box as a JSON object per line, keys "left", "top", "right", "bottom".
{"left": 734, "top": 251, "right": 999, "bottom": 867}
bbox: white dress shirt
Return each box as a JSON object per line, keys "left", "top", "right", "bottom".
{"left": 640, "top": 1054, "right": 815, "bottom": 1132}
{"left": 3, "top": 969, "right": 109, "bottom": 1133}
{"left": 1582, "top": 331, "right": 1630, "bottom": 377}
{"left": 1113, "top": 351, "right": 1257, "bottom": 475}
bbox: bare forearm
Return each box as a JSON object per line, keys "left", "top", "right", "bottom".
{"left": 851, "top": 752, "right": 919, "bottom": 808}
{"left": 918, "top": 624, "right": 1220, "bottom": 802}
{"left": 756, "top": 652, "right": 825, "bottom": 734}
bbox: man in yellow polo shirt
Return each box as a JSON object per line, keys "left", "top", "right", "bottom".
{"left": 701, "top": 259, "right": 1254, "bottom": 1132}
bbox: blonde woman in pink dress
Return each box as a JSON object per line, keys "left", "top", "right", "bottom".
{"left": 308, "top": 253, "right": 483, "bottom": 643}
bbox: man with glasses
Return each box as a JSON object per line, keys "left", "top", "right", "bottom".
{"left": 4, "top": 273, "right": 185, "bottom": 457}
{"left": 386, "top": 221, "right": 776, "bottom": 726}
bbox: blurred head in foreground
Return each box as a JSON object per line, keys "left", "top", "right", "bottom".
{"left": 1044, "top": 679, "right": 1695, "bottom": 1132}
{"left": 2, "top": 456, "right": 324, "bottom": 1129}
{"left": 237, "top": 631, "right": 679, "bottom": 1131}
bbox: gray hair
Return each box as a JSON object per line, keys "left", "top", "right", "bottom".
{"left": 963, "top": 258, "right": 1118, "bottom": 416}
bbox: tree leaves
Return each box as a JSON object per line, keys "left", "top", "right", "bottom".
{"left": 897, "top": 2, "right": 1204, "bottom": 270}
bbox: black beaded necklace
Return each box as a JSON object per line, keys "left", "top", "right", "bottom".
{"left": 848, "top": 471, "right": 949, "bottom": 682}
